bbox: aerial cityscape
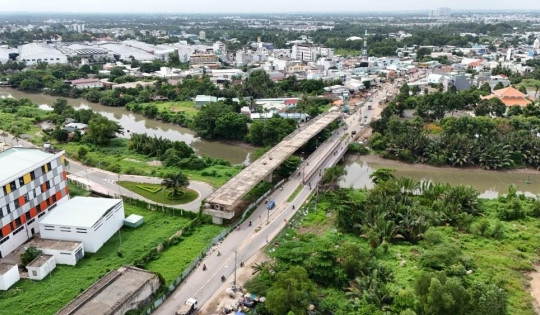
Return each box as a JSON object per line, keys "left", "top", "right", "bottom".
{"left": 0, "top": 2, "right": 539, "bottom": 315}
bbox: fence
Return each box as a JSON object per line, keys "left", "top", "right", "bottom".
{"left": 143, "top": 177, "right": 286, "bottom": 314}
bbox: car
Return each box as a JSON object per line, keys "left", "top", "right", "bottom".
{"left": 267, "top": 200, "right": 276, "bottom": 210}
{"left": 176, "top": 298, "right": 198, "bottom": 315}
{"left": 363, "top": 114, "right": 368, "bottom": 119}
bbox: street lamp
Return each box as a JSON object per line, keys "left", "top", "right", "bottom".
{"left": 233, "top": 248, "right": 238, "bottom": 287}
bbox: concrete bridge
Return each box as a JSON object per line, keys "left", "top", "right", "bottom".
{"left": 203, "top": 111, "right": 343, "bottom": 224}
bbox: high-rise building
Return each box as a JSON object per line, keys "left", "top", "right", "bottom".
{"left": 199, "top": 31, "right": 206, "bottom": 41}
{"left": 429, "top": 7, "right": 451, "bottom": 18}
{"left": 0, "top": 148, "right": 69, "bottom": 258}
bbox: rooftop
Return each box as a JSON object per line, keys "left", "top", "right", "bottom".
{"left": 0, "top": 148, "right": 57, "bottom": 184}
{"left": 0, "top": 263, "right": 17, "bottom": 275}
{"left": 26, "top": 254, "right": 54, "bottom": 268}
{"left": 39, "top": 197, "right": 122, "bottom": 228}
{"left": 28, "top": 238, "right": 82, "bottom": 252}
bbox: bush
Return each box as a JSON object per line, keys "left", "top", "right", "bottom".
{"left": 348, "top": 142, "right": 370, "bottom": 155}
{"left": 21, "top": 246, "right": 42, "bottom": 265}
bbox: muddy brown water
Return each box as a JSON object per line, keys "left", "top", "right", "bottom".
{"left": 0, "top": 88, "right": 253, "bottom": 164}
{"left": 341, "top": 155, "right": 540, "bottom": 198}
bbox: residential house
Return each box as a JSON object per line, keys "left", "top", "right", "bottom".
{"left": 481, "top": 86, "right": 534, "bottom": 107}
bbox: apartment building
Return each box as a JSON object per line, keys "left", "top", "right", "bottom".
{"left": 0, "top": 148, "right": 69, "bottom": 258}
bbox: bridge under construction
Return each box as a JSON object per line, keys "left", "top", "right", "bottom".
{"left": 203, "top": 111, "right": 343, "bottom": 224}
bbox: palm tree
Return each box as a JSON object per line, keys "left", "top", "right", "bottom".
{"left": 321, "top": 166, "right": 347, "bottom": 191}
{"left": 161, "top": 172, "right": 189, "bottom": 196}
{"left": 369, "top": 168, "right": 396, "bottom": 185}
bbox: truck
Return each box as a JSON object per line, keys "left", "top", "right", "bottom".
{"left": 367, "top": 104, "right": 372, "bottom": 110}
{"left": 267, "top": 200, "right": 276, "bottom": 210}
{"left": 176, "top": 298, "right": 198, "bottom": 315}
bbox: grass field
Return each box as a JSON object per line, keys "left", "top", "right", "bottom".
{"left": 335, "top": 48, "right": 363, "bottom": 57}
{"left": 269, "top": 190, "right": 540, "bottom": 315}
{"left": 58, "top": 139, "right": 242, "bottom": 187}
{"left": 117, "top": 181, "right": 198, "bottom": 205}
{"left": 146, "top": 224, "right": 224, "bottom": 285}
{"left": 0, "top": 203, "right": 218, "bottom": 315}
{"left": 153, "top": 101, "right": 199, "bottom": 119}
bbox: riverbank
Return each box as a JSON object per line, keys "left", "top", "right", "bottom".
{"left": 341, "top": 154, "right": 540, "bottom": 198}
{"left": 360, "top": 154, "right": 540, "bottom": 175}
{"left": 0, "top": 87, "right": 254, "bottom": 164}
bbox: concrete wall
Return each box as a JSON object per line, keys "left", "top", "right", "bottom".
{"left": 39, "top": 244, "right": 84, "bottom": 266}
{"left": 110, "top": 274, "right": 161, "bottom": 315}
{"left": 40, "top": 201, "right": 124, "bottom": 253}
{"left": 28, "top": 257, "right": 56, "bottom": 281}
{"left": 0, "top": 264, "right": 20, "bottom": 290}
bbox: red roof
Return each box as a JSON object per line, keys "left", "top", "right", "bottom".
{"left": 284, "top": 99, "right": 299, "bottom": 105}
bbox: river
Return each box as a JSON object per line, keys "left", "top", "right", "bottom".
{"left": 341, "top": 155, "right": 540, "bottom": 198}
{"left": 0, "top": 87, "right": 253, "bottom": 164}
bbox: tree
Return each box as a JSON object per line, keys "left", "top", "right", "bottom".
{"left": 51, "top": 128, "right": 69, "bottom": 143}
{"left": 276, "top": 155, "right": 302, "bottom": 177}
{"left": 161, "top": 172, "right": 189, "bottom": 196}
{"left": 21, "top": 246, "right": 42, "bottom": 265}
{"left": 192, "top": 102, "right": 233, "bottom": 139}
{"left": 266, "top": 266, "right": 316, "bottom": 315}
{"left": 53, "top": 98, "right": 69, "bottom": 114}
{"left": 479, "top": 82, "right": 491, "bottom": 95}
{"left": 214, "top": 112, "right": 248, "bottom": 140}
{"left": 321, "top": 165, "right": 347, "bottom": 190}
{"left": 85, "top": 115, "right": 123, "bottom": 145}
{"left": 369, "top": 168, "right": 396, "bottom": 185}
{"left": 493, "top": 81, "right": 505, "bottom": 91}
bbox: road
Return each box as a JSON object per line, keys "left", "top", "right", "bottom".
{"left": 0, "top": 134, "right": 213, "bottom": 212}
{"left": 154, "top": 76, "right": 409, "bottom": 314}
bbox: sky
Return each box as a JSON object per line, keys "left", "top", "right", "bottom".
{"left": 0, "top": 0, "right": 539, "bottom": 14}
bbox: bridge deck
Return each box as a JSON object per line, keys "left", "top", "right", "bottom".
{"left": 205, "top": 111, "right": 342, "bottom": 213}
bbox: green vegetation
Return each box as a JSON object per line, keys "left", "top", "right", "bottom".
{"left": 126, "top": 101, "right": 197, "bottom": 127}
{"left": 145, "top": 224, "right": 223, "bottom": 285}
{"left": 67, "top": 182, "right": 91, "bottom": 197}
{"left": 20, "top": 247, "right": 42, "bottom": 266}
{"left": 335, "top": 48, "right": 363, "bottom": 56}
{"left": 371, "top": 83, "right": 540, "bottom": 170}
{"left": 287, "top": 185, "right": 303, "bottom": 202}
{"left": 0, "top": 202, "right": 222, "bottom": 315}
{"left": 118, "top": 181, "right": 198, "bottom": 205}
{"left": 247, "top": 176, "right": 540, "bottom": 315}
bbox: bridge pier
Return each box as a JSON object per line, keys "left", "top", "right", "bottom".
{"left": 263, "top": 173, "right": 272, "bottom": 183}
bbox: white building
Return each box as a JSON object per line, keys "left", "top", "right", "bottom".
{"left": 292, "top": 44, "right": 317, "bottom": 62}
{"left": 18, "top": 43, "right": 68, "bottom": 66}
{"left": 0, "top": 263, "right": 19, "bottom": 290}
{"left": 28, "top": 238, "right": 84, "bottom": 266}
{"left": 0, "top": 47, "right": 17, "bottom": 64}
{"left": 199, "top": 31, "right": 206, "bottom": 40}
{"left": 27, "top": 254, "right": 56, "bottom": 281}
{"left": 213, "top": 41, "right": 227, "bottom": 54}
{"left": 39, "top": 197, "right": 124, "bottom": 253}
{"left": 70, "top": 78, "right": 103, "bottom": 89}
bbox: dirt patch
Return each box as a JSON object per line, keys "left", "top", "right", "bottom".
{"left": 200, "top": 250, "right": 270, "bottom": 315}
{"left": 147, "top": 160, "right": 162, "bottom": 166}
{"left": 123, "top": 158, "right": 141, "bottom": 163}
{"left": 529, "top": 265, "right": 540, "bottom": 314}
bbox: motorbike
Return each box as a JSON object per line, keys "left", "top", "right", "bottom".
{"left": 221, "top": 275, "right": 226, "bottom": 282}
{"left": 203, "top": 264, "right": 207, "bottom": 271}
{"left": 248, "top": 221, "right": 252, "bottom": 227}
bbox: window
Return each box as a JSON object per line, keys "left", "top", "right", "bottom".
{"left": 2, "top": 186, "right": 6, "bottom": 195}
{"left": 6, "top": 203, "right": 10, "bottom": 214}
{"left": 52, "top": 194, "right": 57, "bottom": 203}
{"left": 25, "top": 212, "right": 31, "bottom": 221}
{"left": 32, "top": 270, "right": 37, "bottom": 277}
{"left": 0, "top": 236, "right": 9, "bottom": 244}
{"left": 30, "top": 171, "right": 35, "bottom": 180}
{"left": 47, "top": 162, "right": 52, "bottom": 171}
{"left": 18, "top": 177, "right": 24, "bottom": 186}
{"left": 9, "top": 181, "right": 16, "bottom": 191}
{"left": 27, "top": 218, "right": 35, "bottom": 225}
{"left": 36, "top": 204, "right": 41, "bottom": 213}
{"left": 45, "top": 181, "right": 51, "bottom": 190}
{"left": 41, "top": 165, "right": 46, "bottom": 174}
{"left": 14, "top": 217, "right": 21, "bottom": 228}
{"left": 14, "top": 199, "right": 19, "bottom": 209}
{"left": 24, "top": 194, "right": 29, "bottom": 203}
{"left": 13, "top": 226, "right": 23, "bottom": 235}
{"left": 38, "top": 212, "right": 45, "bottom": 218}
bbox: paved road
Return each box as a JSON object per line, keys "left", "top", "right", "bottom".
{"left": 0, "top": 134, "right": 213, "bottom": 212}
{"left": 153, "top": 77, "right": 410, "bottom": 314}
